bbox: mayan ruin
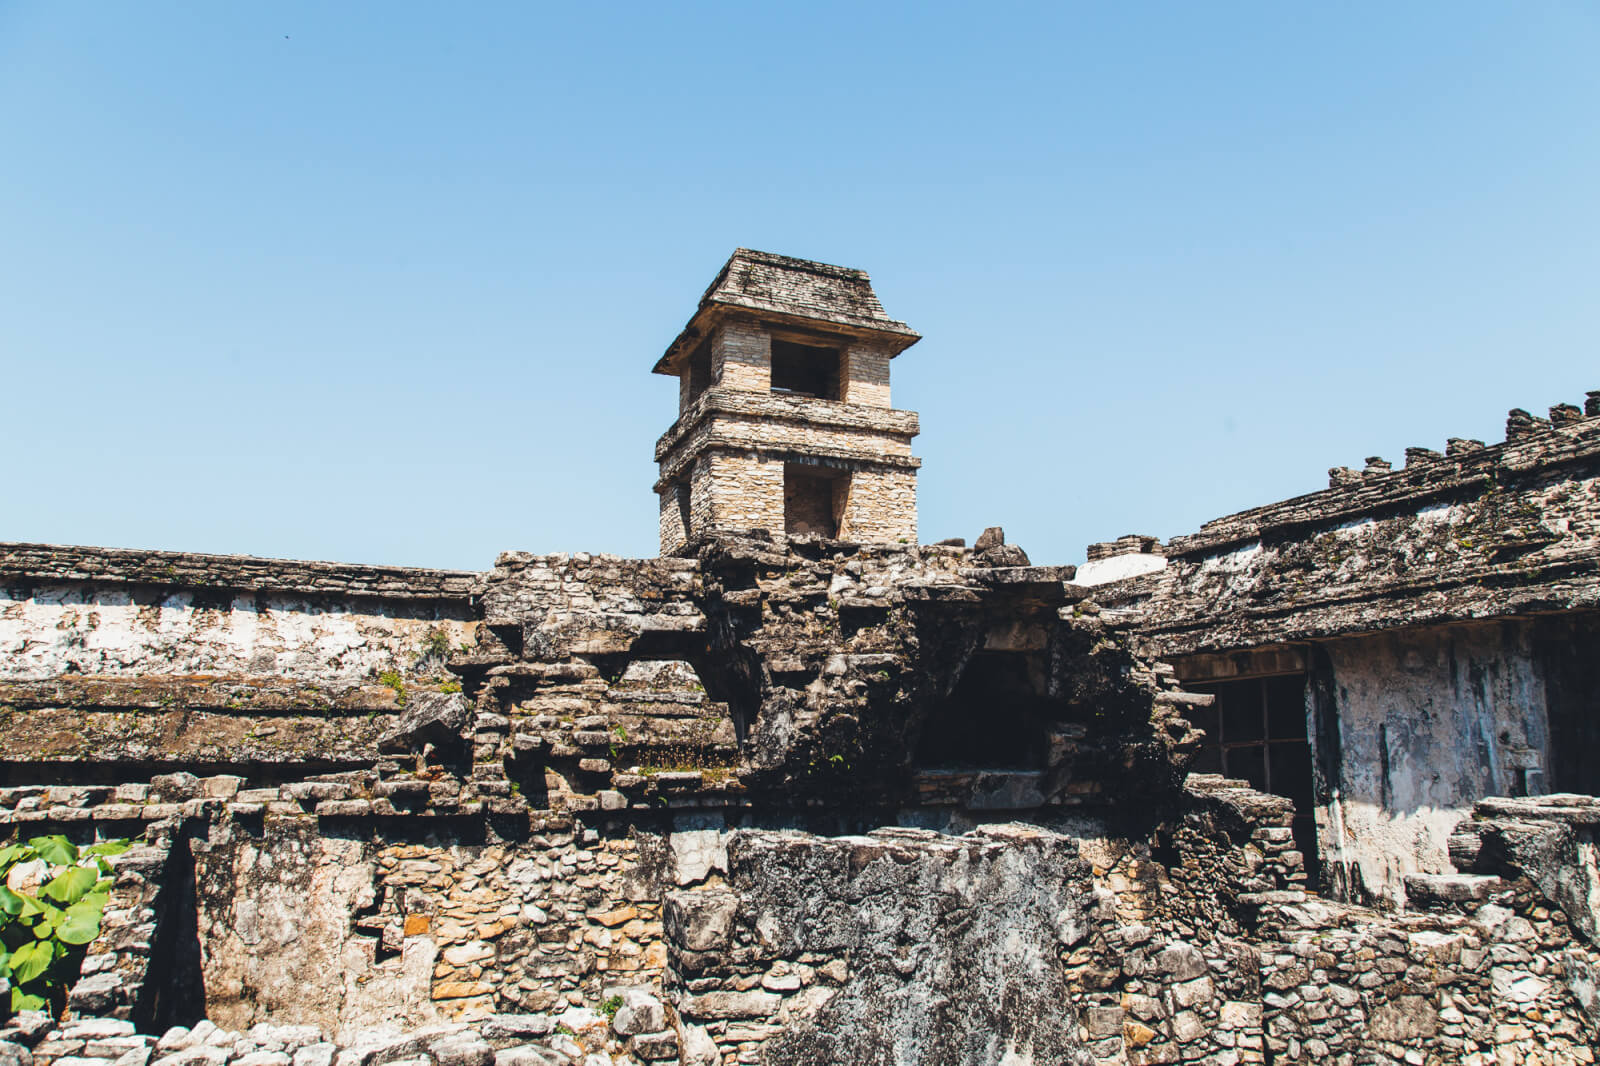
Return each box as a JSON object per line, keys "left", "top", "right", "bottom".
{"left": 2, "top": 251, "right": 1599, "bottom": 1066}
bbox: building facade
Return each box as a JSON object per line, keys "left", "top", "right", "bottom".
{"left": 1081, "top": 393, "right": 1600, "bottom": 905}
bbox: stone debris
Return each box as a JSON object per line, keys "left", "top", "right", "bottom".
{"left": 0, "top": 1008, "right": 684, "bottom": 1066}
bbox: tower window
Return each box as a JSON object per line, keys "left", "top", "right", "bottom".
{"left": 676, "top": 479, "right": 693, "bottom": 541}
{"left": 771, "top": 339, "right": 841, "bottom": 400}
{"left": 685, "top": 341, "right": 712, "bottom": 405}
{"left": 784, "top": 464, "right": 848, "bottom": 537}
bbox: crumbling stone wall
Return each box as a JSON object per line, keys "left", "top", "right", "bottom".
{"left": 0, "top": 544, "right": 479, "bottom": 775}
{"left": 4, "top": 531, "right": 1600, "bottom": 1065}
{"left": 1089, "top": 393, "right": 1600, "bottom": 906}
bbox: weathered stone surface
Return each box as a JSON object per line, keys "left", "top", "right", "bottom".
{"left": 378, "top": 691, "right": 473, "bottom": 754}
{"left": 5, "top": 373, "right": 1600, "bottom": 1066}
{"left": 722, "top": 824, "right": 1093, "bottom": 1065}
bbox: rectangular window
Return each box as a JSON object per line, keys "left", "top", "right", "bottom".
{"left": 770, "top": 339, "right": 841, "bottom": 400}
{"left": 676, "top": 479, "right": 693, "bottom": 542}
{"left": 685, "top": 341, "right": 712, "bottom": 406}
{"left": 784, "top": 464, "right": 847, "bottom": 537}
{"left": 1186, "top": 673, "right": 1319, "bottom": 884}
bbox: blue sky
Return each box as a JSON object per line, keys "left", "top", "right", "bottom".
{"left": 3, "top": 3, "right": 1597, "bottom": 569}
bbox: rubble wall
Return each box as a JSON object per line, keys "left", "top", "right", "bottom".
{"left": 3, "top": 534, "right": 1600, "bottom": 1065}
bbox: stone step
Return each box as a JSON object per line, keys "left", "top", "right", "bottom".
{"left": 1404, "top": 872, "right": 1503, "bottom": 907}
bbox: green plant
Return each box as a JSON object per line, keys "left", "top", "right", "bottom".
{"left": 437, "top": 681, "right": 462, "bottom": 694}
{"left": 377, "top": 670, "right": 407, "bottom": 706}
{"left": 599, "top": 994, "right": 623, "bottom": 1020}
{"left": 1, "top": 835, "right": 130, "bottom": 1017}
{"left": 418, "top": 628, "right": 453, "bottom": 663}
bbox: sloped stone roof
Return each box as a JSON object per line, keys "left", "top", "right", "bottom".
{"left": 655, "top": 249, "right": 919, "bottom": 373}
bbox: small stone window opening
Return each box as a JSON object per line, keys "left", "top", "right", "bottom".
{"left": 770, "top": 339, "right": 841, "bottom": 400}
{"left": 685, "top": 340, "right": 713, "bottom": 406}
{"left": 1186, "top": 673, "right": 1320, "bottom": 884}
{"left": 676, "top": 478, "right": 693, "bottom": 543}
{"left": 784, "top": 464, "right": 848, "bottom": 538}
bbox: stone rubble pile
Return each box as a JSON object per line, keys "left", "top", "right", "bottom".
{"left": 0, "top": 989, "right": 693, "bottom": 1066}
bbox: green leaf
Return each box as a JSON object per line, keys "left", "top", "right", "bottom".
{"left": 11, "top": 987, "right": 47, "bottom": 1013}
{"left": 15, "top": 892, "right": 58, "bottom": 921}
{"left": 83, "top": 840, "right": 130, "bottom": 858}
{"left": 0, "top": 942, "right": 10, "bottom": 976}
{"left": 26, "top": 835, "right": 76, "bottom": 866}
{"left": 0, "top": 845, "right": 22, "bottom": 872}
{"left": 0, "top": 885, "right": 23, "bottom": 916}
{"left": 57, "top": 899, "right": 104, "bottom": 945}
{"left": 43, "top": 865, "right": 98, "bottom": 906}
{"left": 9, "top": 939, "right": 51, "bottom": 983}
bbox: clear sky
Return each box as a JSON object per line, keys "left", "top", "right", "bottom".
{"left": 3, "top": 3, "right": 1597, "bottom": 570}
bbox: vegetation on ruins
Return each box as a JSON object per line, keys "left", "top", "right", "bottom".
{"left": 0, "top": 835, "right": 129, "bottom": 1017}
{"left": 377, "top": 669, "right": 408, "bottom": 706}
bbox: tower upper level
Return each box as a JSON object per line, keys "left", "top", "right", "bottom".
{"left": 653, "top": 250, "right": 923, "bottom": 555}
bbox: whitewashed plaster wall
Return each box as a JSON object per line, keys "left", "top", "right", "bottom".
{"left": 1317, "top": 621, "right": 1548, "bottom": 906}
{"left": 0, "top": 582, "right": 476, "bottom": 685}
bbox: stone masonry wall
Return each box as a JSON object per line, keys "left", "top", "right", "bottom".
{"left": 0, "top": 544, "right": 479, "bottom": 773}
{"left": 838, "top": 343, "right": 890, "bottom": 408}
{"left": 837, "top": 469, "right": 917, "bottom": 545}
{"left": 710, "top": 322, "right": 769, "bottom": 396}
{"left": 9, "top": 769, "right": 1597, "bottom": 1066}
{"left": 3, "top": 534, "right": 1599, "bottom": 1065}
{"left": 1101, "top": 392, "right": 1600, "bottom": 657}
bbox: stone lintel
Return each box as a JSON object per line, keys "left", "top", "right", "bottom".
{"left": 654, "top": 387, "right": 920, "bottom": 461}
{"left": 655, "top": 442, "right": 922, "bottom": 493}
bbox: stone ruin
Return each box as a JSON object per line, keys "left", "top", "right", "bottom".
{"left": 2, "top": 251, "right": 1599, "bottom": 1066}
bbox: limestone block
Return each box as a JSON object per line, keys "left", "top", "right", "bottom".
{"left": 663, "top": 891, "right": 739, "bottom": 953}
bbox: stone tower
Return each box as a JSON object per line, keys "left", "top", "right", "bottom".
{"left": 653, "top": 249, "right": 922, "bottom": 555}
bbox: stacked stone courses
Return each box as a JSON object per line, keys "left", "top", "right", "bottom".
{"left": 1092, "top": 390, "right": 1600, "bottom": 655}
{"left": 653, "top": 250, "right": 922, "bottom": 554}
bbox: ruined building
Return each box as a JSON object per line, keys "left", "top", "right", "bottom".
{"left": 2, "top": 252, "right": 1599, "bottom": 1066}
{"left": 1080, "top": 394, "right": 1600, "bottom": 909}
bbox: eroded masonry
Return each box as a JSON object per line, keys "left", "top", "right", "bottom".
{"left": 2, "top": 251, "right": 1599, "bottom": 1066}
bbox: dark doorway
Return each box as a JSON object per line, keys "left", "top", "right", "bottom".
{"left": 1537, "top": 613, "right": 1600, "bottom": 795}
{"left": 916, "top": 652, "right": 1051, "bottom": 770}
{"left": 1186, "top": 674, "right": 1319, "bottom": 884}
{"left": 685, "top": 340, "right": 712, "bottom": 405}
